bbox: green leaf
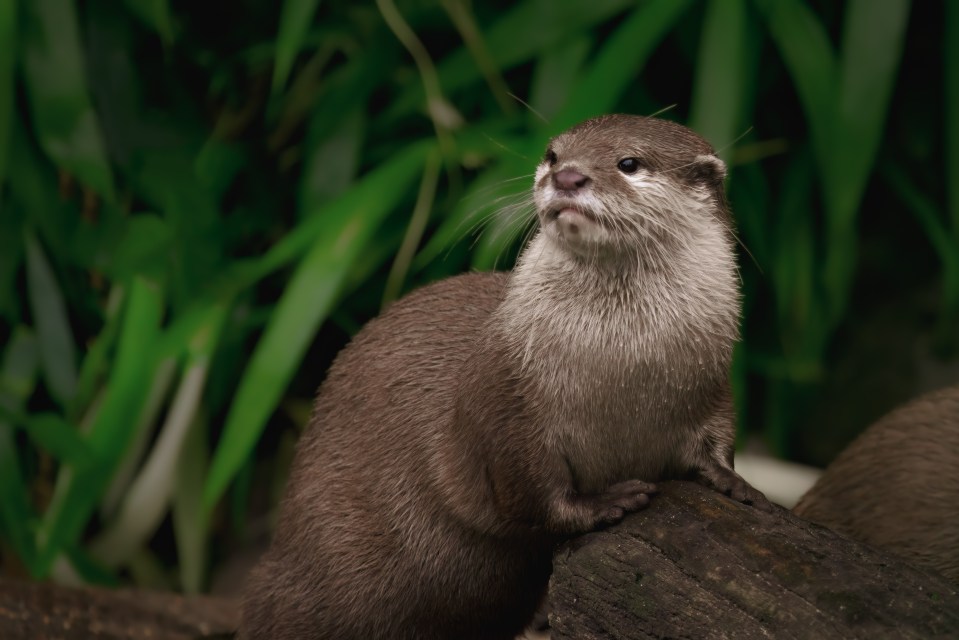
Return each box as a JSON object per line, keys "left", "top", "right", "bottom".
{"left": 122, "top": 0, "right": 174, "bottom": 45}
{"left": 24, "top": 231, "right": 78, "bottom": 406}
{"left": 440, "top": 0, "right": 514, "bottom": 113}
{"left": 295, "top": 42, "right": 394, "bottom": 161}
{"left": 38, "top": 277, "right": 164, "bottom": 574}
{"left": 6, "top": 118, "right": 74, "bottom": 261}
{"left": 830, "top": 0, "right": 910, "bottom": 226}
{"left": 382, "top": 147, "right": 442, "bottom": 305}
{"left": 822, "top": 0, "right": 909, "bottom": 318}
{"left": 728, "top": 163, "right": 771, "bottom": 269}
{"left": 550, "top": 0, "right": 694, "bottom": 132}
{"left": 470, "top": 159, "right": 539, "bottom": 269}
{"left": 771, "top": 149, "right": 816, "bottom": 347}
{"left": 194, "top": 140, "right": 247, "bottom": 201}
{"left": 107, "top": 214, "right": 174, "bottom": 280}
{"left": 385, "top": 0, "right": 633, "bottom": 121}
{"left": 64, "top": 545, "right": 119, "bottom": 586}
{"left": 20, "top": 0, "right": 116, "bottom": 200}
{"left": 0, "top": 198, "right": 24, "bottom": 322}
{"left": 0, "top": 0, "right": 15, "bottom": 193}
{"left": 753, "top": 0, "right": 837, "bottom": 188}
{"left": 172, "top": 410, "right": 208, "bottom": 594}
{"left": 0, "top": 328, "right": 41, "bottom": 574}
{"left": 881, "top": 159, "right": 959, "bottom": 339}
{"left": 882, "top": 162, "right": 953, "bottom": 262}
{"left": 273, "top": 0, "right": 323, "bottom": 94}
{"left": 203, "top": 141, "right": 432, "bottom": 512}
{"left": 233, "top": 139, "right": 432, "bottom": 290}
{"left": 461, "top": 0, "right": 694, "bottom": 268}
{"left": 948, "top": 0, "right": 959, "bottom": 236}
{"left": 298, "top": 109, "right": 364, "bottom": 211}
{"left": 71, "top": 286, "right": 124, "bottom": 422}
{"left": 91, "top": 304, "right": 223, "bottom": 569}
{"left": 528, "top": 35, "right": 592, "bottom": 124}
{"left": 756, "top": 0, "right": 910, "bottom": 329}
{"left": 23, "top": 413, "right": 96, "bottom": 467}
{"left": 414, "top": 156, "right": 531, "bottom": 272}
{"left": 689, "top": 0, "right": 748, "bottom": 157}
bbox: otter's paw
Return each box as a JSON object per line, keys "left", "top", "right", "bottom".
{"left": 698, "top": 466, "right": 774, "bottom": 512}
{"left": 592, "top": 480, "right": 658, "bottom": 526}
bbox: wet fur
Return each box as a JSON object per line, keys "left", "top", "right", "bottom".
{"left": 240, "top": 115, "right": 765, "bottom": 639}
{"left": 794, "top": 385, "right": 959, "bottom": 582}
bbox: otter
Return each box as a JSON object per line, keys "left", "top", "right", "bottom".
{"left": 794, "top": 384, "right": 959, "bottom": 582}
{"left": 239, "top": 114, "right": 769, "bottom": 639}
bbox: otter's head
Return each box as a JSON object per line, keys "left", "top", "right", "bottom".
{"left": 533, "top": 114, "right": 729, "bottom": 260}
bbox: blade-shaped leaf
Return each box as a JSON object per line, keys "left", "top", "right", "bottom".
{"left": 0, "top": 328, "right": 41, "bottom": 574}
{"left": 830, "top": 0, "right": 910, "bottom": 225}
{"left": 122, "top": 0, "right": 174, "bottom": 45}
{"left": 203, "top": 142, "right": 432, "bottom": 512}
{"left": 172, "top": 409, "right": 208, "bottom": 594}
{"left": 20, "top": 0, "right": 116, "bottom": 200}
{"left": 463, "top": 0, "right": 694, "bottom": 266}
{"left": 385, "top": 0, "right": 633, "bottom": 121}
{"left": 944, "top": 1, "right": 959, "bottom": 235}
{"left": 38, "top": 277, "right": 164, "bottom": 574}
{"left": 0, "top": 0, "right": 15, "bottom": 193}
{"left": 689, "top": 0, "right": 748, "bottom": 158}
{"left": 753, "top": 0, "right": 837, "bottom": 189}
{"left": 528, "top": 35, "right": 592, "bottom": 124}
{"left": 24, "top": 231, "right": 78, "bottom": 406}
{"left": 550, "top": 0, "right": 694, "bottom": 132}
{"left": 91, "top": 304, "right": 224, "bottom": 569}
{"left": 272, "top": 0, "right": 323, "bottom": 94}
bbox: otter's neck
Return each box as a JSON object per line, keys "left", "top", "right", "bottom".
{"left": 494, "top": 229, "right": 740, "bottom": 371}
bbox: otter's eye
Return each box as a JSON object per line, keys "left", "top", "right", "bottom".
{"left": 617, "top": 157, "right": 643, "bottom": 174}
{"left": 545, "top": 149, "right": 558, "bottom": 166}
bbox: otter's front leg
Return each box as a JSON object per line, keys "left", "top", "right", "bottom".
{"left": 695, "top": 459, "right": 772, "bottom": 511}
{"left": 543, "top": 477, "right": 659, "bottom": 536}
{"left": 689, "top": 400, "right": 773, "bottom": 511}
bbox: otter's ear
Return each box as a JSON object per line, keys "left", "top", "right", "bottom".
{"left": 687, "top": 154, "right": 727, "bottom": 189}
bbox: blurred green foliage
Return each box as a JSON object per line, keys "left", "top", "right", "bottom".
{"left": 0, "top": 0, "right": 954, "bottom": 591}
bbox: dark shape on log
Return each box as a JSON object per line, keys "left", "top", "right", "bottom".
{"left": 0, "top": 578, "right": 238, "bottom": 639}
{"left": 549, "top": 481, "right": 959, "bottom": 639}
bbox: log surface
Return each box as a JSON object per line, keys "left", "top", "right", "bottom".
{"left": 0, "top": 578, "right": 238, "bottom": 639}
{"left": 549, "top": 481, "right": 959, "bottom": 639}
{"left": 4, "top": 483, "right": 957, "bottom": 639}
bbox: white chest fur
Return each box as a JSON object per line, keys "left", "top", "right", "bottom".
{"left": 494, "top": 229, "right": 739, "bottom": 490}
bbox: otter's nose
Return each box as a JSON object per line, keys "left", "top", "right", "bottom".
{"left": 553, "top": 169, "right": 589, "bottom": 191}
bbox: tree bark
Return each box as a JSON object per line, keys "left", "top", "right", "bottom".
{"left": 0, "top": 578, "right": 238, "bottom": 639}
{"left": 549, "top": 481, "right": 959, "bottom": 639}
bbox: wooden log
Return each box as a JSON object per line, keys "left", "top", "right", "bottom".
{"left": 549, "top": 481, "right": 959, "bottom": 639}
{"left": 0, "top": 578, "right": 238, "bottom": 639}
{"left": 4, "top": 481, "right": 956, "bottom": 639}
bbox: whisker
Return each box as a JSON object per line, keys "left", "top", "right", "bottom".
{"left": 659, "top": 125, "right": 755, "bottom": 177}
{"left": 483, "top": 133, "right": 531, "bottom": 161}
{"left": 713, "top": 126, "right": 754, "bottom": 159}
{"left": 646, "top": 104, "right": 678, "bottom": 119}
{"left": 447, "top": 185, "right": 533, "bottom": 248}
{"left": 507, "top": 92, "right": 548, "bottom": 124}
{"left": 728, "top": 226, "right": 762, "bottom": 275}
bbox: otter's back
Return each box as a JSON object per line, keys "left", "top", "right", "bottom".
{"left": 240, "top": 271, "right": 514, "bottom": 639}
{"left": 794, "top": 386, "right": 959, "bottom": 582}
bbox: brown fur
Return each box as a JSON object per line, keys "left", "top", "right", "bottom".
{"left": 794, "top": 385, "right": 959, "bottom": 582}
{"left": 239, "top": 115, "right": 767, "bottom": 639}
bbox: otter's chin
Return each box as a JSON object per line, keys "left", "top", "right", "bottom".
{"left": 543, "top": 208, "right": 612, "bottom": 256}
